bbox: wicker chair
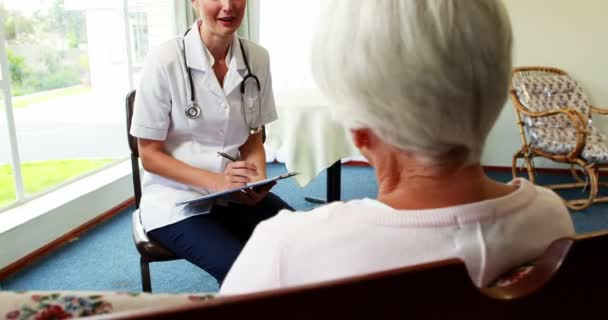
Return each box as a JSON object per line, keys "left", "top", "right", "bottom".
{"left": 510, "top": 66, "right": 608, "bottom": 210}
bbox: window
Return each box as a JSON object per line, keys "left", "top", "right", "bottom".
{"left": 259, "top": 0, "right": 323, "bottom": 92}
{"left": 1, "top": 0, "right": 116, "bottom": 210}
{"left": 0, "top": 0, "right": 186, "bottom": 212}
{"left": 127, "top": 0, "right": 183, "bottom": 85}
{"left": 129, "top": 12, "right": 149, "bottom": 68}
{"left": 0, "top": 89, "right": 19, "bottom": 208}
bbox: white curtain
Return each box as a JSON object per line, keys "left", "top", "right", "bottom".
{"left": 257, "top": 1, "right": 334, "bottom": 164}
{"left": 238, "top": 0, "right": 259, "bottom": 41}
{"left": 259, "top": 0, "right": 323, "bottom": 94}
{"left": 256, "top": 1, "right": 363, "bottom": 183}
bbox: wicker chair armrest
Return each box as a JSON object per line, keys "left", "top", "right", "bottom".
{"left": 512, "top": 100, "right": 588, "bottom": 128}
{"left": 590, "top": 106, "right": 608, "bottom": 115}
{"left": 510, "top": 90, "right": 588, "bottom": 126}
{"left": 511, "top": 93, "right": 588, "bottom": 159}
{"left": 563, "top": 109, "right": 588, "bottom": 160}
{"left": 511, "top": 66, "right": 568, "bottom": 75}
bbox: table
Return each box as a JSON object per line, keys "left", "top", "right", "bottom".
{"left": 265, "top": 91, "right": 361, "bottom": 201}
{"left": 304, "top": 160, "right": 341, "bottom": 203}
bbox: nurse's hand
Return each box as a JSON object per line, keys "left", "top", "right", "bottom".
{"left": 232, "top": 181, "right": 276, "bottom": 206}
{"left": 214, "top": 161, "right": 259, "bottom": 191}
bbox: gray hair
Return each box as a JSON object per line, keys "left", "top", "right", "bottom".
{"left": 311, "top": 0, "right": 512, "bottom": 165}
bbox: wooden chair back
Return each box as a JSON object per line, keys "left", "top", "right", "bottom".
{"left": 125, "top": 90, "right": 141, "bottom": 209}
{"left": 94, "top": 231, "right": 608, "bottom": 319}
{"left": 125, "top": 90, "right": 178, "bottom": 292}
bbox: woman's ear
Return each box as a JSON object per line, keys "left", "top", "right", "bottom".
{"left": 351, "top": 128, "right": 372, "bottom": 149}
{"left": 351, "top": 128, "right": 377, "bottom": 164}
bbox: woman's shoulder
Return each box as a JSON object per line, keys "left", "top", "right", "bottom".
{"left": 145, "top": 37, "right": 183, "bottom": 67}
{"left": 261, "top": 199, "right": 384, "bottom": 231}
{"left": 509, "top": 178, "right": 571, "bottom": 226}
{"left": 516, "top": 178, "right": 566, "bottom": 208}
{"left": 260, "top": 202, "right": 347, "bottom": 230}
{"left": 238, "top": 38, "right": 270, "bottom": 62}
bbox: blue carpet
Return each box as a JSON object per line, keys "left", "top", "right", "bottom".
{"left": 1, "top": 163, "right": 606, "bottom": 293}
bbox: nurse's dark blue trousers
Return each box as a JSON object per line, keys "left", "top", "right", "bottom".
{"left": 148, "top": 193, "right": 292, "bottom": 285}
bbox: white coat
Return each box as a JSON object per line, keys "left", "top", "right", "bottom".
{"left": 130, "top": 22, "right": 277, "bottom": 232}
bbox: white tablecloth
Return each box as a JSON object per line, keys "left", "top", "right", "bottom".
{"left": 265, "top": 90, "right": 361, "bottom": 187}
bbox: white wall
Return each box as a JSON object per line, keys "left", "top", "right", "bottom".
{"left": 482, "top": 0, "right": 608, "bottom": 168}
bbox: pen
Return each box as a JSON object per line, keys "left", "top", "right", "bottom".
{"left": 217, "top": 152, "right": 238, "bottom": 162}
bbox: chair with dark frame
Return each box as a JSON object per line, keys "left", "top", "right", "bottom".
{"left": 94, "top": 230, "right": 608, "bottom": 320}
{"left": 125, "top": 90, "right": 268, "bottom": 292}
{"left": 126, "top": 90, "right": 179, "bottom": 292}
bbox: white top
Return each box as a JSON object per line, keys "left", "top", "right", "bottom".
{"left": 130, "top": 21, "right": 277, "bottom": 231}
{"left": 220, "top": 179, "right": 574, "bottom": 294}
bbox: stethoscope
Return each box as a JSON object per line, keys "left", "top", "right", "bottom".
{"left": 182, "top": 28, "right": 262, "bottom": 134}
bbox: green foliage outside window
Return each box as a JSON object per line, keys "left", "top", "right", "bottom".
{"left": 2, "top": 0, "right": 89, "bottom": 96}
{"left": 0, "top": 159, "right": 115, "bottom": 208}
{"left": 7, "top": 49, "right": 29, "bottom": 84}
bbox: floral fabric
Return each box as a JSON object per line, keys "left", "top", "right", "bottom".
{"left": 528, "top": 126, "right": 608, "bottom": 163}
{"left": 513, "top": 75, "right": 590, "bottom": 128}
{"left": 513, "top": 74, "right": 608, "bottom": 164}
{"left": 1, "top": 291, "right": 215, "bottom": 320}
{"left": 490, "top": 265, "right": 535, "bottom": 288}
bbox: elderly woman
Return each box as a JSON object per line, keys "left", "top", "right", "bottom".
{"left": 220, "top": 0, "right": 574, "bottom": 294}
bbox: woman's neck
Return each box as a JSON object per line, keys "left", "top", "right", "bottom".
{"left": 375, "top": 155, "right": 516, "bottom": 210}
{"left": 199, "top": 25, "right": 232, "bottom": 62}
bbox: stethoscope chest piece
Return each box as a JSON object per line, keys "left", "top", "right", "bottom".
{"left": 185, "top": 101, "right": 202, "bottom": 119}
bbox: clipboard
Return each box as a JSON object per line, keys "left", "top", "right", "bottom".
{"left": 175, "top": 172, "right": 299, "bottom": 206}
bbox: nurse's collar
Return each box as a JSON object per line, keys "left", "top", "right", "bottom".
{"left": 204, "top": 42, "right": 232, "bottom": 68}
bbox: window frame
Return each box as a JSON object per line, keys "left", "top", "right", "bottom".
{"left": 0, "top": 0, "right": 190, "bottom": 270}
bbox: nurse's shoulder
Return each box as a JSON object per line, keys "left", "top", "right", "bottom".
{"left": 238, "top": 38, "right": 270, "bottom": 68}
{"left": 141, "top": 37, "right": 185, "bottom": 75}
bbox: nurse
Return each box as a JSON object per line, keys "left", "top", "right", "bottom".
{"left": 130, "top": 0, "right": 292, "bottom": 285}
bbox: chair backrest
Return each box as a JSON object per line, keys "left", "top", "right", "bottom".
{"left": 94, "top": 232, "right": 608, "bottom": 320}
{"left": 510, "top": 66, "right": 591, "bottom": 129}
{"left": 125, "top": 90, "right": 142, "bottom": 209}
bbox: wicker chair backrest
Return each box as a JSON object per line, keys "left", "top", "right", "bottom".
{"left": 512, "top": 73, "right": 590, "bottom": 128}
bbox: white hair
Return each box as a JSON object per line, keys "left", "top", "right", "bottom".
{"left": 311, "top": 0, "right": 512, "bottom": 165}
